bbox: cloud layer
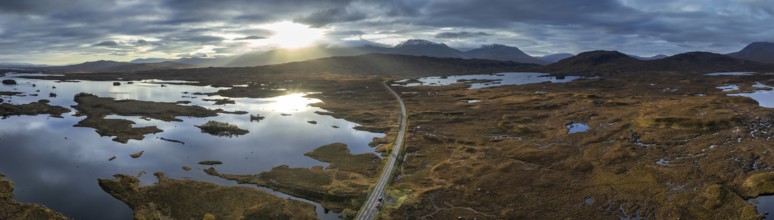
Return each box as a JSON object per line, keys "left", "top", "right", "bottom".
{"left": 1, "top": 0, "right": 772, "bottom": 64}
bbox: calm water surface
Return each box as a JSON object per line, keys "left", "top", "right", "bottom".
{"left": 728, "top": 82, "right": 774, "bottom": 108}
{"left": 395, "top": 72, "right": 582, "bottom": 88}
{"left": 750, "top": 195, "right": 774, "bottom": 218}
{"left": 0, "top": 73, "right": 382, "bottom": 219}
{"left": 566, "top": 123, "right": 589, "bottom": 134}
{"left": 705, "top": 72, "right": 756, "bottom": 76}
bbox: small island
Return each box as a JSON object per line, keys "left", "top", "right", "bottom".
{"left": 195, "top": 121, "right": 249, "bottom": 137}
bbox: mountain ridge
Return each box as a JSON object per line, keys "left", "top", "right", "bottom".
{"left": 144, "top": 39, "right": 550, "bottom": 67}
{"left": 45, "top": 60, "right": 196, "bottom": 73}
{"left": 539, "top": 53, "right": 575, "bottom": 63}
{"left": 464, "top": 44, "right": 548, "bottom": 64}
{"left": 728, "top": 42, "right": 774, "bottom": 64}
{"left": 542, "top": 50, "right": 774, "bottom": 75}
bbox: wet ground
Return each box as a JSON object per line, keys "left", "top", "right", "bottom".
{"left": 383, "top": 72, "right": 774, "bottom": 219}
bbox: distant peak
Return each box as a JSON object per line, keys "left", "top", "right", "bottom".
{"left": 85, "top": 60, "right": 119, "bottom": 63}
{"left": 559, "top": 50, "right": 637, "bottom": 64}
{"left": 480, "top": 44, "right": 509, "bottom": 49}
{"left": 749, "top": 41, "right": 774, "bottom": 46}
{"left": 743, "top": 42, "right": 774, "bottom": 50}
{"left": 395, "top": 39, "right": 445, "bottom": 48}
{"left": 577, "top": 50, "right": 627, "bottom": 56}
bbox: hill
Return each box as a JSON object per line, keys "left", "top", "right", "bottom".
{"left": 728, "top": 42, "right": 774, "bottom": 64}
{"left": 463, "top": 44, "right": 548, "bottom": 64}
{"left": 642, "top": 52, "right": 769, "bottom": 72}
{"left": 387, "top": 39, "right": 463, "bottom": 58}
{"left": 543, "top": 50, "right": 774, "bottom": 75}
{"left": 541, "top": 50, "right": 639, "bottom": 74}
{"left": 156, "top": 39, "right": 548, "bottom": 67}
{"left": 52, "top": 54, "right": 541, "bottom": 86}
{"left": 46, "top": 61, "right": 197, "bottom": 73}
{"left": 538, "top": 53, "right": 574, "bottom": 63}
{"left": 226, "top": 45, "right": 388, "bottom": 67}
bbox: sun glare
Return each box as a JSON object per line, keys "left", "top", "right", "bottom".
{"left": 267, "top": 93, "right": 318, "bottom": 112}
{"left": 261, "top": 21, "right": 324, "bottom": 49}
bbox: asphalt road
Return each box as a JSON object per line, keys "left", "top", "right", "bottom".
{"left": 355, "top": 82, "right": 408, "bottom": 220}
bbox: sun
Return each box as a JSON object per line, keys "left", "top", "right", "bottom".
{"left": 261, "top": 21, "right": 325, "bottom": 49}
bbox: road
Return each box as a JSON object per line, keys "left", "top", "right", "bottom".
{"left": 355, "top": 82, "right": 408, "bottom": 220}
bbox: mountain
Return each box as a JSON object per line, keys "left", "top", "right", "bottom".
{"left": 133, "top": 57, "right": 233, "bottom": 67}
{"left": 644, "top": 52, "right": 768, "bottom": 72}
{"left": 228, "top": 40, "right": 548, "bottom": 67}
{"left": 46, "top": 60, "right": 197, "bottom": 73}
{"left": 254, "top": 53, "right": 539, "bottom": 77}
{"left": 130, "top": 58, "right": 173, "bottom": 64}
{"left": 629, "top": 54, "right": 668, "bottom": 60}
{"left": 538, "top": 53, "right": 575, "bottom": 63}
{"left": 135, "top": 54, "right": 540, "bottom": 81}
{"left": 463, "top": 44, "right": 547, "bottom": 65}
{"left": 136, "top": 39, "right": 550, "bottom": 67}
{"left": 541, "top": 50, "right": 639, "bottom": 74}
{"left": 728, "top": 42, "right": 774, "bottom": 64}
{"left": 0, "top": 63, "right": 50, "bottom": 68}
{"left": 388, "top": 39, "right": 464, "bottom": 58}
{"left": 226, "top": 45, "right": 387, "bottom": 67}
{"left": 543, "top": 50, "right": 774, "bottom": 75}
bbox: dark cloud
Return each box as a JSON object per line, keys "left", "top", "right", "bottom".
{"left": 134, "top": 39, "right": 162, "bottom": 46}
{"left": 328, "top": 30, "right": 366, "bottom": 36}
{"left": 167, "top": 35, "right": 225, "bottom": 44}
{"left": 294, "top": 8, "right": 367, "bottom": 27}
{"left": 93, "top": 39, "right": 162, "bottom": 48}
{"left": 409, "top": 0, "right": 656, "bottom": 36}
{"left": 1, "top": 0, "right": 773, "bottom": 64}
{"left": 235, "top": 36, "right": 266, "bottom": 40}
{"left": 93, "top": 40, "right": 119, "bottom": 47}
{"left": 435, "top": 31, "right": 490, "bottom": 39}
{"left": 0, "top": 0, "right": 114, "bottom": 14}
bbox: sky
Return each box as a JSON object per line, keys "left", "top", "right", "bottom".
{"left": 1, "top": 0, "right": 773, "bottom": 65}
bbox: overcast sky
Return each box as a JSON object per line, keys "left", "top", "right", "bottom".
{"left": 1, "top": 0, "right": 772, "bottom": 65}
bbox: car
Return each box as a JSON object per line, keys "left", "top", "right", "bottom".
{"left": 375, "top": 201, "right": 382, "bottom": 209}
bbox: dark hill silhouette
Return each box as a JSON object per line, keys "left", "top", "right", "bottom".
{"left": 538, "top": 53, "right": 574, "bottom": 63}
{"left": 388, "top": 39, "right": 463, "bottom": 58}
{"left": 645, "top": 52, "right": 762, "bottom": 71}
{"left": 46, "top": 60, "right": 196, "bottom": 73}
{"left": 541, "top": 50, "right": 639, "bottom": 74}
{"left": 542, "top": 51, "right": 774, "bottom": 75}
{"left": 111, "top": 53, "right": 541, "bottom": 86}
{"left": 190, "top": 39, "right": 547, "bottom": 67}
{"left": 227, "top": 45, "right": 388, "bottom": 67}
{"left": 728, "top": 42, "right": 774, "bottom": 64}
{"left": 463, "top": 44, "right": 548, "bottom": 64}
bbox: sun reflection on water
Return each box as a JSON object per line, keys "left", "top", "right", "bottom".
{"left": 265, "top": 93, "right": 319, "bottom": 113}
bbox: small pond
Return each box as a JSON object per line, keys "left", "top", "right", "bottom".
{"left": 717, "top": 84, "right": 740, "bottom": 92}
{"left": 566, "top": 123, "right": 589, "bottom": 134}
